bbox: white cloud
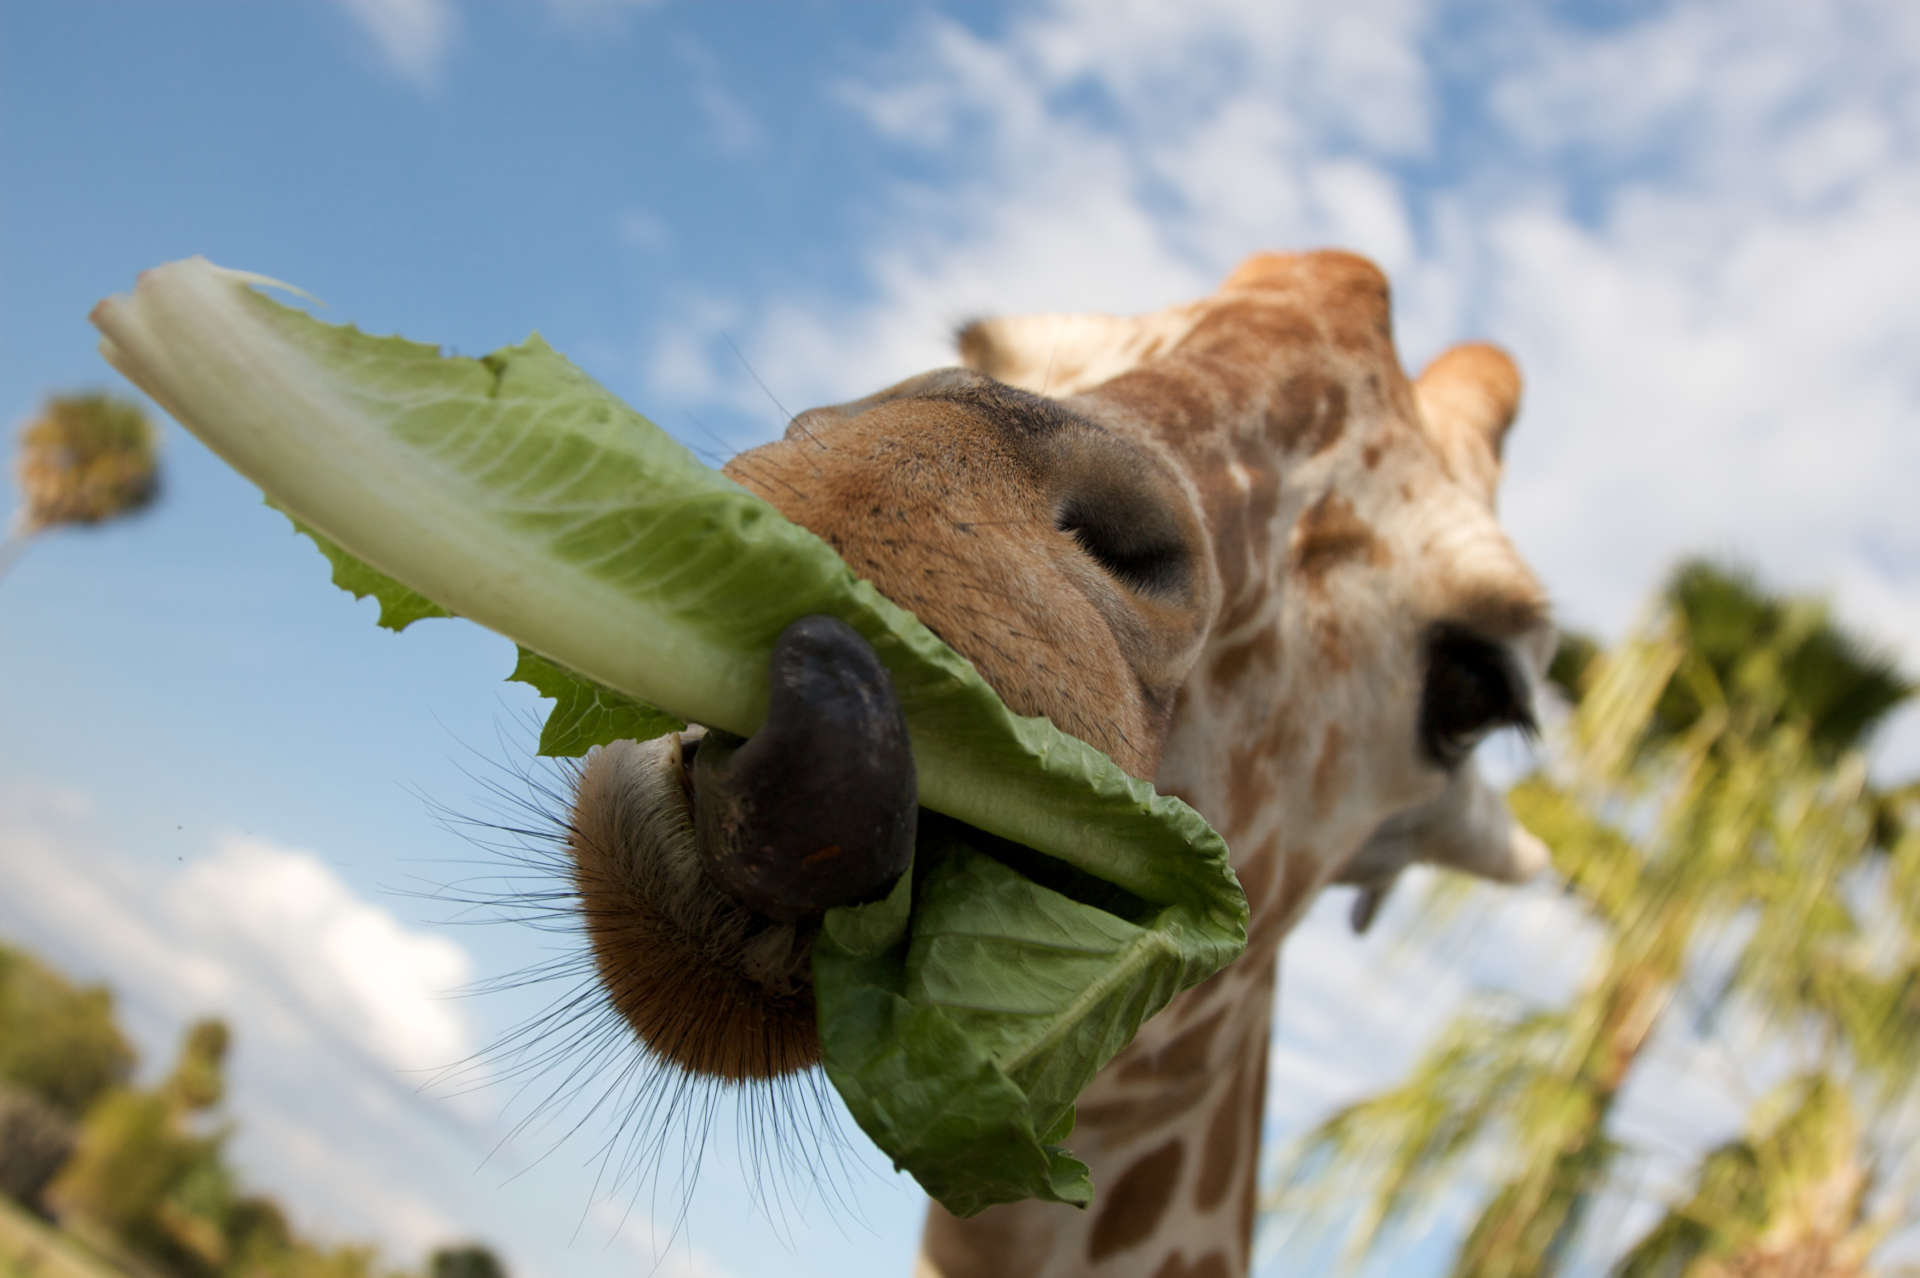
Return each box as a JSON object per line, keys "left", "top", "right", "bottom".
{"left": 330, "top": 0, "right": 458, "bottom": 89}
{"left": 248, "top": 1105, "right": 466, "bottom": 1257}
{"left": 173, "top": 835, "right": 474, "bottom": 1072}
{"left": 646, "top": 0, "right": 1920, "bottom": 775}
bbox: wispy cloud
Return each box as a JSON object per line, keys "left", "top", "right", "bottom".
{"left": 171, "top": 835, "right": 474, "bottom": 1071}
{"left": 675, "top": 35, "right": 763, "bottom": 155}
{"left": 650, "top": 0, "right": 1920, "bottom": 773}
{"left": 330, "top": 0, "right": 459, "bottom": 90}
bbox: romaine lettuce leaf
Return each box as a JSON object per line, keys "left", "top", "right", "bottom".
{"left": 91, "top": 259, "right": 1247, "bottom": 1213}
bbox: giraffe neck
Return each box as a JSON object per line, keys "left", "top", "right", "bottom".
{"left": 918, "top": 963, "right": 1276, "bottom": 1278}
{"left": 915, "top": 250, "right": 1551, "bottom": 1277}
{"left": 918, "top": 288, "right": 1374, "bottom": 1278}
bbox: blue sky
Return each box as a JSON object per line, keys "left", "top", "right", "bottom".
{"left": 4, "top": 2, "right": 1918, "bottom": 1276}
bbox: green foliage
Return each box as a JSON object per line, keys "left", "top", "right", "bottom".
{"left": 1615, "top": 1074, "right": 1875, "bottom": 1277}
{"left": 504, "top": 647, "right": 679, "bottom": 757}
{"left": 0, "top": 945, "right": 136, "bottom": 1120}
{"left": 428, "top": 1245, "right": 507, "bottom": 1278}
{"left": 0, "top": 942, "right": 505, "bottom": 1278}
{"left": 164, "top": 1019, "right": 231, "bottom": 1114}
{"left": 1651, "top": 561, "right": 1911, "bottom": 763}
{"left": 223, "top": 1194, "right": 294, "bottom": 1271}
{"left": 12, "top": 392, "right": 161, "bottom": 531}
{"left": 1545, "top": 630, "right": 1601, "bottom": 706}
{"left": 1270, "top": 561, "right": 1918, "bottom": 1276}
{"left": 47, "top": 1088, "right": 215, "bottom": 1247}
{"left": 0, "top": 1084, "right": 76, "bottom": 1209}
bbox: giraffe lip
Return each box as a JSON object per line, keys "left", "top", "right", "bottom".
{"left": 689, "top": 615, "right": 918, "bottom": 922}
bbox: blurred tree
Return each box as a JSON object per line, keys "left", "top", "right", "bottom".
{"left": 1616, "top": 1074, "right": 1879, "bottom": 1278}
{"left": 0, "top": 1083, "right": 75, "bottom": 1212}
{"left": 0, "top": 942, "right": 139, "bottom": 1211}
{"left": 429, "top": 1244, "right": 508, "bottom": 1278}
{"left": 46, "top": 1087, "right": 215, "bottom": 1252}
{"left": 222, "top": 1194, "right": 296, "bottom": 1274}
{"left": 1269, "top": 561, "right": 1919, "bottom": 1277}
{"left": 255, "top": 1241, "right": 401, "bottom": 1278}
{"left": 0, "top": 943, "right": 489, "bottom": 1278}
{"left": 2, "top": 391, "right": 161, "bottom": 581}
{"left": 0, "top": 942, "right": 139, "bottom": 1118}
{"left": 46, "top": 1017, "right": 234, "bottom": 1274}
{"left": 165, "top": 1017, "right": 231, "bottom": 1114}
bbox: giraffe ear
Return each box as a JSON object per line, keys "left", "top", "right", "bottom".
{"left": 955, "top": 305, "right": 1204, "bottom": 398}
{"left": 1413, "top": 343, "right": 1523, "bottom": 508}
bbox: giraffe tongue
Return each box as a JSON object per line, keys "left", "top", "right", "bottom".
{"left": 689, "top": 615, "right": 918, "bottom": 922}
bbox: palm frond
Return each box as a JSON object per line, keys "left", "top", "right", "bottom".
{"left": 14, "top": 392, "right": 162, "bottom": 532}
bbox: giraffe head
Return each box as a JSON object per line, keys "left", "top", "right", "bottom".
{"left": 567, "top": 249, "right": 1550, "bottom": 1086}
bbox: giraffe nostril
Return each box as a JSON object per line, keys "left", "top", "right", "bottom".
{"left": 690, "top": 615, "right": 918, "bottom": 921}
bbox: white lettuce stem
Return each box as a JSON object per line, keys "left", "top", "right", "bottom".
{"left": 93, "top": 259, "right": 769, "bottom": 736}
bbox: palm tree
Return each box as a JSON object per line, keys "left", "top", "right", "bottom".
{"left": 2, "top": 392, "right": 161, "bottom": 580}
{"left": 1269, "top": 561, "right": 1918, "bottom": 1277}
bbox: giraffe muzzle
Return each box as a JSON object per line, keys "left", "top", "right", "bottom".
{"left": 688, "top": 615, "right": 918, "bottom": 922}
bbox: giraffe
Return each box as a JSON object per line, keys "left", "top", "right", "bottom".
{"left": 564, "top": 249, "right": 1552, "bottom": 1277}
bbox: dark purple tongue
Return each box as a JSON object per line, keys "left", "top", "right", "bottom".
{"left": 692, "top": 615, "right": 917, "bottom": 921}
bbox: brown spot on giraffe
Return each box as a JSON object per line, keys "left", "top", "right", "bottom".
{"left": 1225, "top": 744, "right": 1271, "bottom": 832}
{"left": 1208, "top": 629, "right": 1278, "bottom": 695}
{"left": 1236, "top": 1038, "right": 1271, "bottom": 1262}
{"left": 1101, "top": 365, "right": 1218, "bottom": 444}
{"left": 1270, "top": 848, "right": 1322, "bottom": 928}
{"left": 1190, "top": 1013, "right": 1267, "bottom": 1205}
{"left": 1194, "top": 1040, "right": 1253, "bottom": 1211}
{"left": 1074, "top": 1084, "right": 1213, "bottom": 1147}
{"left": 1087, "top": 1139, "right": 1187, "bottom": 1263}
{"left": 1310, "top": 723, "right": 1345, "bottom": 821}
{"left": 1312, "top": 611, "right": 1353, "bottom": 675}
{"left": 1291, "top": 491, "right": 1389, "bottom": 587}
{"left": 1151, "top": 1252, "right": 1233, "bottom": 1278}
{"left": 1230, "top": 836, "right": 1278, "bottom": 919}
{"left": 1181, "top": 298, "right": 1320, "bottom": 375}
{"left": 1263, "top": 372, "right": 1348, "bottom": 454}
{"left": 1120, "top": 1004, "right": 1229, "bottom": 1083}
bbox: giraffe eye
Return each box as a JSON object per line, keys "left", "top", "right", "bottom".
{"left": 1420, "top": 625, "right": 1533, "bottom": 767}
{"left": 1057, "top": 493, "right": 1192, "bottom": 597}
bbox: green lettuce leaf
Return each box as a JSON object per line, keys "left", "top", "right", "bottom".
{"left": 91, "top": 259, "right": 1247, "bottom": 1213}
{"left": 288, "top": 516, "right": 450, "bottom": 631}
{"left": 506, "top": 648, "right": 683, "bottom": 757}
{"left": 816, "top": 829, "right": 1202, "bottom": 1214}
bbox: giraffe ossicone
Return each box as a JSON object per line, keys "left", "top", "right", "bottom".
{"left": 568, "top": 249, "right": 1553, "bottom": 1278}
